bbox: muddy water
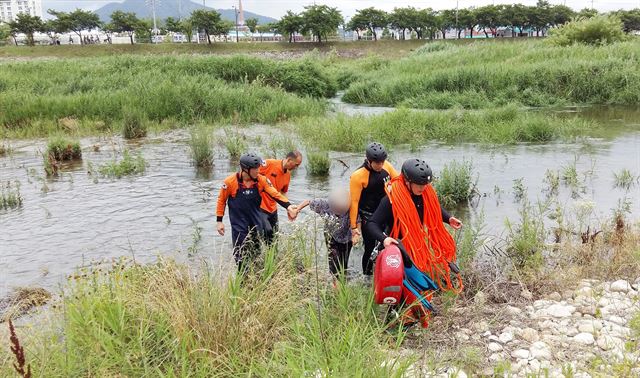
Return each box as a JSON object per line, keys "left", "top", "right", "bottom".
{"left": 1, "top": 107, "right": 639, "bottom": 297}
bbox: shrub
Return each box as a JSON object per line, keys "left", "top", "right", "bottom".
{"left": 548, "top": 15, "right": 628, "bottom": 46}
{"left": 99, "top": 150, "right": 146, "bottom": 178}
{"left": 188, "top": 127, "right": 214, "bottom": 167}
{"left": 46, "top": 136, "right": 82, "bottom": 161}
{"left": 434, "top": 161, "right": 476, "bottom": 208}
{"left": 122, "top": 107, "right": 147, "bottom": 139}
{"left": 306, "top": 151, "right": 331, "bottom": 176}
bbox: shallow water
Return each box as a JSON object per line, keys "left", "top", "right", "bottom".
{"left": 1, "top": 105, "right": 639, "bottom": 297}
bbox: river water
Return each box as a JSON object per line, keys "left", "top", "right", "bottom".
{"left": 1, "top": 104, "right": 639, "bottom": 296}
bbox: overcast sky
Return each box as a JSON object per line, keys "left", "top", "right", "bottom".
{"left": 42, "top": 0, "right": 640, "bottom": 19}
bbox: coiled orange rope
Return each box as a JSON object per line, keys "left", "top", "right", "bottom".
{"left": 387, "top": 176, "right": 463, "bottom": 294}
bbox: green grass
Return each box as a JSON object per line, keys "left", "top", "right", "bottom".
{"left": 292, "top": 106, "right": 597, "bottom": 151}
{"left": 306, "top": 151, "right": 331, "bottom": 176}
{"left": 45, "top": 136, "right": 81, "bottom": 161}
{"left": 0, "top": 180, "right": 22, "bottom": 210}
{"left": 188, "top": 126, "right": 214, "bottom": 167}
{"left": 122, "top": 106, "right": 147, "bottom": 139}
{"left": 434, "top": 160, "right": 476, "bottom": 208}
{"left": 0, "top": 233, "right": 413, "bottom": 376}
{"left": 342, "top": 39, "right": 640, "bottom": 108}
{"left": 222, "top": 128, "right": 248, "bottom": 160}
{"left": 613, "top": 168, "right": 638, "bottom": 189}
{"left": 0, "top": 55, "right": 328, "bottom": 137}
{"left": 99, "top": 150, "right": 146, "bottom": 178}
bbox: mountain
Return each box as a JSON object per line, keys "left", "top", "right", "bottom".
{"left": 94, "top": 0, "right": 277, "bottom": 24}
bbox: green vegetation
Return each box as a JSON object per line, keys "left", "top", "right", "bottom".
{"left": 121, "top": 106, "right": 147, "bottom": 139}
{"left": 222, "top": 129, "right": 248, "bottom": 160}
{"left": 505, "top": 200, "right": 547, "bottom": 271}
{"left": 343, "top": 40, "right": 640, "bottom": 108}
{"left": 0, "top": 55, "right": 328, "bottom": 136}
{"left": 434, "top": 161, "right": 476, "bottom": 208}
{"left": 306, "top": 150, "right": 331, "bottom": 176}
{"left": 0, "top": 239, "right": 412, "bottom": 376}
{"left": 46, "top": 136, "right": 82, "bottom": 161}
{"left": 613, "top": 168, "right": 638, "bottom": 189}
{"left": 0, "top": 181, "right": 22, "bottom": 210}
{"left": 293, "top": 106, "right": 596, "bottom": 151}
{"left": 188, "top": 127, "right": 214, "bottom": 168}
{"left": 99, "top": 150, "right": 146, "bottom": 178}
{"left": 548, "top": 15, "right": 628, "bottom": 46}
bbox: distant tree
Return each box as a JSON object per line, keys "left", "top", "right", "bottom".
{"left": 415, "top": 8, "right": 437, "bottom": 39}
{"left": 42, "top": 19, "right": 62, "bottom": 43}
{"left": 476, "top": 4, "right": 505, "bottom": 38}
{"left": 617, "top": 9, "right": 640, "bottom": 33}
{"left": 48, "top": 9, "right": 101, "bottom": 45}
{"left": 437, "top": 9, "right": 456, "bottom": 39}
{"left": 300, "top": 5, "right": 343, "bottom": 43}
{"left": 245, "top": 17, "right": 258, "bottom": 33}
{"left": 215, "top": 20, "right": 234, "bottom": 41}
{"left": 179, "top": 18, "right": 194, "bottom": 42}
{"left": 109, "top": 11, "right": 142, "bottom": 44}
{"left": 256, "top": 23, "right": 272, "bottom": 42}
{"left": 348, "top": 7, "right": 387, "bottom": 41}
{"left": 8, "top": 13, "right": 44, "bottom": 46}
{"left": 0, "top": 23, "right": 11, "bottom": 45}
{"left": 457, "top": 7, "right": 478, "bottom": 38}
{"left": 389, "top": 7, "right": 416, "bottom": 40}
{"left": 164, "top": 16, "right": 180, "bottom": 33}
{"left": 190, "top": 9, "right": 221, "bottom": 44}
{"left": 276, "top": 11, "right": 303, "bottom": 43}
{"left": 134, "top": 19, "right": 153, "bottom": 43}
{"left": 550, "top": 5, "right": 575, "bottom": 27}
{"left": 577, "top": 8, "right": 599, "bottom": 19}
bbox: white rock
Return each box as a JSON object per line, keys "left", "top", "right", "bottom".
{"left": 529, "top": 341, "right": 552, "bottom": 360}
{"left": 574, "top": 286, "right": 594, "bottom": 298}
{"left": 573, "top": 332, "right": 595, "bottom": 345}
{"left": 505, "top": 305, "right": 523, "bottom": 316}
{"left": 547, "top": 304, "right": 576, "bottom": 318}
{"left": 577, "top": 320, "right": 602, "bottom": 334}
{"left": 520, "top": 327, "right": 540, "bottom": 343}
{"left": 511, "top": 349, "right": 530, "bottom": 359}
{"left": 499, "top": 332, "right": 514, "bottom": 344}
{"left": 566, "top": 327, "right": 579, "bottom": 337}
{"left": 548, "top": 292, "right": 562, "bottom": 301}
{"left": 482, "top": 331, "right": 492, "bottom": 337}
{"left": 489, "top": 352, "right": 505, "bottom": 363}
{"left": 610, "top": 280, "right": 632, "bottom": 293}
{"left": 607, "top": 323, "right": 631, "bottom": 338}
{"left": 521, "top": 289, "right": 533, "bottom": 300}
{"left": 488, "top": 335, "right": 501, "bottom": 343}
{"left": 473, "top": 321, "right": 489, "bottom": 333}
{"left": 598, "top": 297, "right": 611, "bottom": 307}
{"left": 488, "top": 342, "right": 503, "bottom": 352}
{"left": 608, "top": 315, "right": 626, "bottom": 325}
{"left": 528, "top": 359, "right": 541, "bottom": 373}
{"left": 534, "top": 300, "right": 552, "bottom": 310}
{"left": 596, "top": 335, "right": 624, "bottom": 351}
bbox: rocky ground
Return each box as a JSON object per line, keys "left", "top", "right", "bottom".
{"left": 410, "top": 278, "right": 640, "bottom": 377}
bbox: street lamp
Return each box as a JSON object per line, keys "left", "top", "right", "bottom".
{"left": 232, "top": 5, "right": 238, "bottom": 42}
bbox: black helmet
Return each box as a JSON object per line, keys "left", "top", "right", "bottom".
{"left": 365, "top": 142, "right": 387, "bottom": 162}
{"left": 401, "top": 158, "right": 433, "bottom": 185}
{"left": 239, "top": 152, "right": 263, "bottom": 170}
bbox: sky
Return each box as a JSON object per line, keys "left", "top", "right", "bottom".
{"left": 42, "top": 0, "right": 640, "bottom": 19}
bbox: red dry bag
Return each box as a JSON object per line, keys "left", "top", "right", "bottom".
{"left": 373, "top": 245, "right": 404, "bottom": 305}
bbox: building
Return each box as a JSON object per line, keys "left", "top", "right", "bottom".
{"left": 0, "top": 0, "right": 43, "bottom": 23}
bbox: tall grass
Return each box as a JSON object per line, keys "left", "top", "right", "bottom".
{"left": 306, "top": 151, "right": 331, "bottom": 176}
{"left": 434, "top": 161, "right": 476, "bottom": 208}
{"left": 0, "top": 234, "right": 412, "bottom": 376}
{"left": 0, "top": 55, "right": 327, "bottom": 134}
{"left": 45, "top": 136, "right": 81, "bottom": 161}
{"left": 613, "top": 168, "right": 638, "bottom": 189}
{"left": 99, "top": 150, "right": 146, "bottom": 178}
{"left": 292, "top": 106, "right": 596, "bottom": 151}
{"left": 188, "top": 127, "right": 214, "bottom": 167}
{"left": 548, "top": 15, "right": 628, "bottom": 46}
{"left": 0, "top": 181, "right": 22, "bottom": 210}
{"left": 222, "top": 128, "right": 248, "bottom": 160}
{"left": 343, "top": 39, "right": 640, "bottom": 108}
{"left": 121, "top": 107, "right": 147, "bottom": 139}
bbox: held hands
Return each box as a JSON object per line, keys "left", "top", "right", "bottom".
{"left": 351, "top": 227, "right": 361, "bottom": 244}
{"left": 287, "top": 205, "right": 298, "bottom": 221}
{"left": 449, "top": 216, "right": 463, "bottom": 230}
{"left": 216, "top": 221, "right": 225, "bottom": 236}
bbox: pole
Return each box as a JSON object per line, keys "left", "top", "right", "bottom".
{"left": 456, "top": 0, "right": 459, "bottom": 38}
{"left": 151, "top": 0, "right": 158, "bottom": 44}
{"left": 234, "top": 6, "right": 239, "bottom": 42}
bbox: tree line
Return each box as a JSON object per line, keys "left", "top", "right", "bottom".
{"left": 1, "top": 2, "right": 639, "bottom": 46}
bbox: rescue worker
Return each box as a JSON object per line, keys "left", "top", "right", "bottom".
{"left": 259, "top": 151, "right": 303, "bottom": 244}
{"left": 349, "top": 142, "right": 399, "bottom": 276}
{"left": 365, "top": 158, "right": 462, "bottom": 326}
{"left": 216, "top": 152, "right": 298, "bottom": 271}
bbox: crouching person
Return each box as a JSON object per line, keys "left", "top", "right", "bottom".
{"left": 216, "top": 152, "right": 298, "bottom": 272}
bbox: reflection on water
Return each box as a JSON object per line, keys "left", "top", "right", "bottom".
{"left": 1, "top": 107, "right": 639, "bottom": 297}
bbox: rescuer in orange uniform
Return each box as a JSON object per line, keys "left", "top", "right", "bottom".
{"left": 349, "top": 142, "right": 399, "bottom": 276}
{"left": 216, "top": 152, "right": 298, "bottom": 271}
{"left": 258, "top": 151, "right": 303, "bottom": 244}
